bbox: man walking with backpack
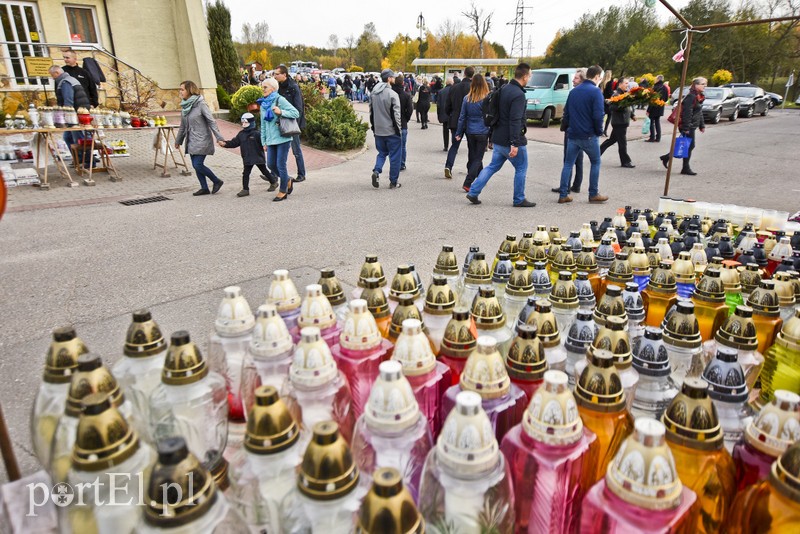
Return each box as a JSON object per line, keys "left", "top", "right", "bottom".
{"left": 369, "top": 69, "right": 403, "bottom": 189}
{"left": 465, "top": 63, "right": 536, "bottom": 207}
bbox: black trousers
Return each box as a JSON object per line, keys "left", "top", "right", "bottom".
{"left": 664, "top": 129, "right": 696, "bottom": 170}
{"left": 464, "top": 133, "right": 489, "bottom": 188}
{"left": 649, "top": 116, "right": 662, "bottom": 141}
{"left": 417, "top": 104, "right": 430, "bottom": 126}
{"left": 243, "top": 163, "right": 270, "bottom": 189}
{"left": 600, "top": 125, "right": 631, "bottom": 165}
{"left": 442, "top": 124, "right": 449, "bottom": 150}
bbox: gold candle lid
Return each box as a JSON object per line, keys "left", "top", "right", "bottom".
{"left": 362, "top": 277, "right": 391, "bottom": 319}
{"left": 672, "top": 252, "right": 696, "bottom": 283}
{"left": 549, "top": 271, "right": 579, "bottom": 309}
{"left": 390, "top": 264, "right": 421, "bottom": 302}
{"left": 647, "top": 262, "right": 677, "bottom": 292}
{"left": 319, "top": 269, "right": 347, "bottom": 307}
{"left": 606, "top": 418, "right": 683, "bottom": 511}
{"left": 245, "top": 385, "right": 300, "bottom": 455}
{"left": 692, "top": 268, "right": 726, "bottom": 303}
{"left": 214, "top": 286, "right": 255, "bottom": 336}
{"left": 392, "top": 319, "right": 436, "bottom": 376}
{"left": 519, "top": 232, "right": 534, "bottom": 255}
{"left": 549, "top": 226, "right": 562, "bottom": 242}
{"left": 72, "top": 392, "right": 139, "bottom": 471}
{"left": 250, "top": 304, "right": 294, "bottom": 359}
{"left": 745, "top": 390, "right": 800, "bottom": 458}
{"left": 506, "top": 324, "right": 547, "bottom": 382}
{"left": 662, "top": 301, "right": 702, "bottom": 349}
{"left": 776, "top": 308, "right": 800, "bottom": 351}
{"left": 123, "top": 310, "right": 166, "bottom": 358}
{"left": 525, "top": 299, "right": 561, "bottom": 348}
{"left": 298, "top": 421, "right": 359, "bottom": 500}
{"left": 464, "top": 252, "right": 491, "bottom": 285}
{"left": 290, "top": 327, "right": 338, "bottom": 388}
{"left": 770, "top": 438, "right": 800, "bottom": 502}
{"left": 436, "top": 391, "right": 499, "bottom": 475}
{"left": 162, "top": 331, "right": 209, "bottom": 386}
{"left": 629, "top": 247, "right": 651, "bottom": 276}
{"left": 358, "top": 255, "right": 386, "bottom": 288}
{"left": 44, "top": 326, "right": 88, "bottom": 384}
{"left": 505, "top": 261, "right": 534, "bottom": 297}
{"left": 365, "top": 361, "right": 420, "bottom": 432}
{"left": 266, "top": 269, "right": 301, "bottom": 312}
{"left": 591, "top": 316, "right": 632, "bottom": 369}
{"left": 460, "top": 337, "right": 511, "bottom": 399}
{"left": 424, "top": 275, "right": 456, "bottom": 314}
{"left": 662, "top": 378, "right": 724, "bottom": 451}
{"left": 144, "top": 437, "right": 217, "bottom": 527}
{"left": 340, "top": 299, "right": 383, "bottom": 351}
{"left": 440, "top": 307, "right": 478, "bottom": 360}
{"left": 433, "top": 245, "right": 459, "bottom": 276}
{"left": 747, "top": 280, "right": 781, "bottom": 317}
{"left": 773, "top": 272, "right": 797, "bottom": 307}
{"left": 66, "top": 354, "right": 124, "bottom": 417}
{"left": 606, "top": 253, "right": 634, "bottom": 284}
{"left": 522, "top": 370, "right": 582, "bottom": 446}
{"left": 298, "top": 284, "right": 337, "bottom": 330}
{"left": 720, "top": 263, "right": 742, "bottom": 293}
{"left": 533, "top": 225, "right": 551, "bottom": 247}
{"left": 356, "top": 467, "right": 424, "bottom": 534}
{"left": 389, "top": 294, "right": 423, "bottom": 340}
{"left": 552, "top": 245, "right": 576, "bottom": 273}
{"left": 574, "top": 349, "right": 626, "bottom": 412}
{"left": 525, "top": 238, "right": 549, "bottom": 265}
{"left": 593, "top": 284, "right": 628, "bottom": 328}
{"left": 714, "top": 305, "right": 758, "bottom": 351}
{"left": 470, "top": 286, "right": 506, "bottom": 329}
{"left": 575, "top": 246, "right": 598, "bottom": 272}
{"left": 497, "top": 234, "right": 520, "bottom": 262}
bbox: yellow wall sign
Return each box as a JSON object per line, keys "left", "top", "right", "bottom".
{"left": 24, "top": 57, "right": 53, "bottom": 77}
{"left": 29, "top": 31, "right": 39, "bottom": 41}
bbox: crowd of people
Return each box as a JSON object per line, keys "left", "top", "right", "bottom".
{"left": 170, "top": 61, "right": 698, "bottom": 207}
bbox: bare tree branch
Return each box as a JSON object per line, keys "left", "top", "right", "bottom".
{"left": 462, "top": 2, "right": 493, "bottom": 58}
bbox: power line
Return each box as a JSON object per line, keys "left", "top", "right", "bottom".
{"left": 507, "top": 0, "right": 534, "bottom": 58}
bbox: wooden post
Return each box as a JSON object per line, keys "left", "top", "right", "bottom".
{"left": 0, "top": 402, "right": 21, "bottom": 481}
{"left": 664, "top": 30, "right": 693, "bottom": 197}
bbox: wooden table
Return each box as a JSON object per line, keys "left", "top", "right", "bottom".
{"left": 0, "top": 125, "right": 191, "bottom": 190}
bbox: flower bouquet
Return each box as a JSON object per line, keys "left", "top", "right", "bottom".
{"left": 609, "top": 86, "right": 665, "bottom": 108}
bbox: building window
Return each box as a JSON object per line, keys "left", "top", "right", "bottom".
{"left": 0, "top": 1, "right": 48, "bottom": 87}
{"left": 65, "top": 6, "right": 99, "bottom": 44}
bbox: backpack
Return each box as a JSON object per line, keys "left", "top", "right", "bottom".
{"left": 482, "top": 86, "right": 503, "bottom": 128}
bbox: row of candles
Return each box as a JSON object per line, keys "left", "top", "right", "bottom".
{"left": 3, "top": 105, "right": 166, "bottom": 130}
{"left": 26, "top": 205, "right": 800, "bottom": 533}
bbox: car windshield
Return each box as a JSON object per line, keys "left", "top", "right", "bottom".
{"left": 527, "top": 72, "right": 556, "bottom": 89}
{"left": 732, "top": 87, "right": 756, "bottom": 97}
{"left": 704, "top": 88, "right": 724, "bottom": 99}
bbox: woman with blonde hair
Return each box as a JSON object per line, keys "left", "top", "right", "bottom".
{"left": 175, "top": 80, "right": 226, "bottom": 196}
{"left": 454, "top": 74, "right": 491, "bottom": 191}
{"left": 415, "top": 76, "right": 431, "bottom": 129}
{"left": 257, "top": 77, "right": 300, "bottom": 201}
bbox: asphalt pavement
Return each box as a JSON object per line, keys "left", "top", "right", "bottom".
{"left": 1, "top": 105, "right": 798, "bottom": 482}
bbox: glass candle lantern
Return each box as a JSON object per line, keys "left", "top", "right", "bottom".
{"left": 291, "top": 284, "right": 341, "bottom": 348}
{"left": 758, "top": 309, "right": 800, "bottom": 406}
{"left": 388, "top": 264, "right": 423, "bottom": 316}
{"left": 355, "top": 467, "right": 424, "bottom": 533}
{"left": 505, "top": 323, "right": 548, "bottom": 400}
{"left": 422, "top": 275, "right": 456, "bottom": 354}
{"left": 265, "top": 269, "right": 302, "bottom": 332}
{"left": 318, "top": 268, "right": 349, "bottom": 324}
{"left": 702, "top": 347, "right": 754, "bottom": 453}
{"left": 503, "top": 261, "right": 534, "bottom": 325}
{"left": 692, "top": 268, "right": 731, "bottom": 342}
{"left": 748, "top": 279, "right": 784, "bottom": 354}
{"left": 471, "top": 285, "right": 514, "bottom": 358}
{"left": 361, "top": 277, "right": 392, "bottom": 339}
{"left": 663, "top": 300, "right": 704, "bottom": 388}
{"left": 459, "top": 251, "right": 491, "bottom": 309}
{"left": 438, "top": 307, "right": 477, "bottom": 384}
{"left": 565, "top": 309, "right": 596, "bottom": 385}
{"left": 631, "top": 327, "right": 677, "bottom": 420}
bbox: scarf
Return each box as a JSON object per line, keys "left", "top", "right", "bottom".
{"left": 690, "top": 87, "right": 705, "bottom": 106}
{"left": 258, "top": 93, "right": 279, "bottom": 122}
{"left": 180, "top": 95, "right": 200, "bottom": 116}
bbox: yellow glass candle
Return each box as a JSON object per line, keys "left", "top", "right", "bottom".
{"left": 692, "top": 268, "right": 729, "bottom": 341}
{"left": 643, "top": 261, "right": 679, "bottom": 328}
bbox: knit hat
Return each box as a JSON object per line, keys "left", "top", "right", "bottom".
{"left": 240, "top": 112, "right": 255, "bottom": 122}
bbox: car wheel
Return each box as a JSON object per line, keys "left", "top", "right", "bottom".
{"left": 761, "top": 105, "right": 768, "bottom": 116}
{"left": 711, "top": 111, "right": 721, "bottom": 124}
{"left": 768, "top": 100, "right": 775, "bottom": 109}
{"left": 745, "top": 106, "right": 754, "bottom": 118}
{"left": 729, "top": 109, "right": 737, "bottom": 121}
{"left": 541, "top": 108, "right": 552, "bottom": 128}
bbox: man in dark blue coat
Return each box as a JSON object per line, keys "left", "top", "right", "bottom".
{"left": 465, "top": 63, "right": 536, "bottom": 207}
{"left": 557, "top": 65, "right": 608, "bottom": 204}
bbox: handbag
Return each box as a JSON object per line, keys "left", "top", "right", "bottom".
{"left": 673, "top": 135, "right": 691, "bottom": 159}
{"left": 278, "top": 116, "right": 301, "bottom": 137}
{"left": 641, "top": 117, "right": 651, "bottom": 135}
{"left": 667, "top": 106, "right": 681, "bottom": 127}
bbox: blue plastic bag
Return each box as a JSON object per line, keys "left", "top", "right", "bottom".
{"left": 641, "top": 117, "right": 651, "bottom": 135}
{"left": 673, "top": 135, "right": 691, "bottom": 159}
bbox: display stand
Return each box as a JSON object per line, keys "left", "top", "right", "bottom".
{"left": 34, "top": 129, "right": 77, "bottom": 190}
{"left": 74, "top": 132, "right": 120, "bottom": 186}
{"left": 153, "top": 126, "right": 192, "bottom": 177}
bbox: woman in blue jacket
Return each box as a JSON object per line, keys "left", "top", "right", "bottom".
{"left": 455, "top": 74, "right": 491, "bottom": 191}
{"left": 258, "top": 78, "right": 300, "bottom": 201}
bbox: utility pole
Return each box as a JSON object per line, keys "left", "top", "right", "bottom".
{"left": 416, "top": 13, "right": 426, "bottom": 75}
{"left": 507, "top": 0, "right": 533, "bottom": 58}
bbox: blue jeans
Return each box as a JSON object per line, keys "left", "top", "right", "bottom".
{"left": 401, "top": 128, "right": 408, "bottom": 166}
{"left": 562, "top": 132, "right": 583, "bottom": 190}
{"left": 560, "top": 137, "right": 601, "bottom": 198}
{"left": 373, "top": 134, "right": 402, "bottom": 183}
{"left": 468, "top": 144, "right": 528, "bottom": 205}
{"left": 191, "top": 154, "right": 221, "bottom": 190}
{"left": 266, "top": 141, "right": 291, "bottom": 193}
{"left": 445, "top": 128, "right": 462, "bottom": 170}
{"left": 290, "top": 134, "right": 306, "bottom": 178}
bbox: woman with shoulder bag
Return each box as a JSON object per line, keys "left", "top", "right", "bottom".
{"left": 258, "top": 78, "right": 300, "bottom": 201}
{"left": 660, "top": 77, "right": 706, "bottom": 176}
{"left": 175, "top": 80, "right": 226, "bottom": 196}
{"left": 454, "top": 74, "right": 491, "bottom": 192}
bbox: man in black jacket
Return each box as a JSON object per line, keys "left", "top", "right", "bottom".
{"left": 600, "top": 77, "right": 636, "bottom": 168}
{"left": 437, "top": 77, "right": 453, "bottom": 151}
{"left": 275, "top": 65, "right": 307, "bottom": 182}
{"left": 466, "top": 63, "right": 536, "bottom": 207}
{"left": 62, "top": 49, "right": 98, "bottom": 107}
{"left": 392, "top": 75, "right": 413, "bottom": 171}
{"left": 443, "top": 66, "right": 474, "bottom": 178}
{"left": 50, "top": 64, "right": 92, "bottom": 166}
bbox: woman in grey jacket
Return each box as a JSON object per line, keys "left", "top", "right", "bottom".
{"left": 175, "top": 80, "right": 226, "bottom": 195}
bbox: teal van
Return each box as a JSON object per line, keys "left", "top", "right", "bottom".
{"left": 525, "top": 68, "right": 580, "bottom": 127}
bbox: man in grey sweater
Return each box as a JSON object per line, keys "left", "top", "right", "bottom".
{"left": 369, "top": 69, "right": 402, "bottom": 189}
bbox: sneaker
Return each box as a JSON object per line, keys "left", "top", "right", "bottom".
{"left": 237, "top": 189, "right": 250, "bottom": 197}
{"left": 463, "top": 186, "right": 470, "bottom": 193}
{"left": 558, "top": 196, "right": 573, "bottom": 204}
{"left": 589, "top": 195, "right": 609, "bottom": 203}
{"left": 390, "top": 182, "right": 402, "bottom": 189}
{"left": 466, "top": 194, "right": 481, "bottom": 205}
{"left": 192, "top": 189, "right": 210, "bottom": 196}
{"left": 371, "top": 171, "right": 379, "bottom": 188}
{"left": 444, "top": 168, "right": 452, "bottom": 179}
{"left": 211, "top": 180, "right": 224, "bottom": 194}
{"left": 293, "top": 175, "right": 306, "bottom": 183}
{"left": 513, "top": 199, "right": 537, "bottom": 208}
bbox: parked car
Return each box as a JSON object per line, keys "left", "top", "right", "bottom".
{"left": 723, "top": 84, "right": 770, "bottom": 117}
{"left": 765, "top": 91, "right": 783, "bottom": 108}
{"left": 668, "top": 86, "right": 691, "bottom": 105}
{"left": 701, "top": 87, "right": 739, "bottom": 123}
{"left": 524, "top": 68, "right": 579, "bottom": 127}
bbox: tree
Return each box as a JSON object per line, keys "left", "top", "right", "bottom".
{"left": 354, "top": 23, "right": 383, "bottom": 72}
{"left": 242, "top": 21, "right": 270, "bottom": 45}
{"left": 462, "top": 2, "right": 493, "bottom": 58}
{"left": 386, "top": 34, "right": 419, "bottom": 71}
{"left": 428, "top": 20, "right": 462, "bottom": 58}
{"left": 245, "top": 48, "right": 271, "bottom": 71}
{"left": 207, "top": 0, "right": 241, "bottom": 93}
{"left": 327, "top": 34, "right": 339, "bottom": 56}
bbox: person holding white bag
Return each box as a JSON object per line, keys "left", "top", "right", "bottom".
{"left": 257, "top": 78, "right": 300, "bottom": 202}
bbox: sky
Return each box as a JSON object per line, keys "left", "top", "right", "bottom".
{"left": 225, "top": 0, "right": 692, "bottom": 57}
